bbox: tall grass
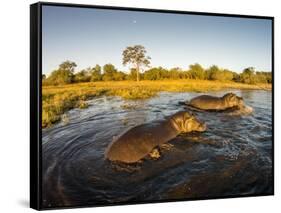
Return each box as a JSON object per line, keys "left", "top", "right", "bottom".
{"left": 42, "top": 80, "right": 271, "bottom": 128}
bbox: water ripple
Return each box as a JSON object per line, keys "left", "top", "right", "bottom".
{"left": 42, "top": 90, "right": 272, "bottom": 207}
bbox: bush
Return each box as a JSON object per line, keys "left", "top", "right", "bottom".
{"left": 112, "top": 71, "right": 126, "bottom": 81}
{"left": 188, "top": 63, "right": 205, "bottom": 80}
{"left": 43, "top": 60, "right": 77, "bottom": 85}
{"left": 143, "top": 67, "right": 168, "bottom": 80}
{"left": 206, "top": 65, "right": 234, "bottom": 81}
{"left": 103, "top": 64, "right": 117, "bottom": 81}
{"left": 44, "top": 69, "right": 74, "bottom": 85}
{"left": 43, "top": 61, "right": 272, "bottom": 85}
{"left": 74, "top": 70, "right": 91, "bottom": 83}
{"left": 87, "top": 65, "right": 102, "bottom": 82}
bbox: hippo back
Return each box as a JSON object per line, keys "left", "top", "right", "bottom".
{"left": 105, "top": 120, "right": 178, "bottom": 163}
{"left": 189, "top": 95, "right": 224, "bottom": 110}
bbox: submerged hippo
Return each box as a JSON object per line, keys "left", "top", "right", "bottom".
{"left": 185, "top": 93, "right": 244, "bottom": 111}
{"left": 105, "top": 111, "right": 206, "bottom": 163}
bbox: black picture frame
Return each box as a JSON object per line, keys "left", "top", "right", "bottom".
{"left": 30, "top": 1, "right": 274, "bottom": 210}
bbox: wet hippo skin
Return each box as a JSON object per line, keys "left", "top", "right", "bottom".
{"left": 186, "top": 93, "right": 244, "bottom": 111}
{"left": 105, "top": 111, "right": 206, "bottom": 163}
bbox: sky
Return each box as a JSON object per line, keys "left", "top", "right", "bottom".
{"left": 42, "top": 5, "right": 272, "bottom": 75}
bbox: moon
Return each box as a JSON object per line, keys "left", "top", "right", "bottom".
{"left": 133, "top": 20, "right": 137, "bottom": 24}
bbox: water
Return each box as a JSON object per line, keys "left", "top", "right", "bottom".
{"left": 42, "top": 90, "right": 273, "bottom": 208}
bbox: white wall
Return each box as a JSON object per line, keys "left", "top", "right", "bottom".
{"left": 0, "top": 0, "right": 279, "bottom": 212}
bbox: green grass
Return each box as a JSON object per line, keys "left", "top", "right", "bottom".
{"left": 42, "top": 80, "right": 271, "bottom": 128}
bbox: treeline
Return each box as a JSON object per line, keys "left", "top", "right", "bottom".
{"left": 43, "top": 61, "right": 272, "bottom": 86}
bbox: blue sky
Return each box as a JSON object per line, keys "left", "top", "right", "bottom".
{"left": 42, "top": 5, "right": 272, "bottom": 75}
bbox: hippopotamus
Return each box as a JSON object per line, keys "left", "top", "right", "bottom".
{"left": 185, "top": 93, "right": 245, "bottom": 111}
{"left": 105, "top": 111, "right": 206, "bottom": 163}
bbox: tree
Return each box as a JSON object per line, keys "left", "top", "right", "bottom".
{"left": 205, "top": 65, "right": 234, "bottom": 81}
{"left": 169, "top": 67, "right": 182, "bottom": 79}
{"left": 102, "top": 63, "right": 117, "bottom": 81}
{"left": 221, "top": 69, "right": 234, "bottom": 81}
{"left": 233, "top": 72, "right": 241, "bottom": 82}
{"left": 243, "top": 67, "right": 255, "bottom": 75}
{"left": 257, "top": 71, "right": 272, "bottom": 83}
{"left": 128, "top": 68, "right": 138, "bottom": 80}
{"left": 240, "top": 67, "right": 255, "bottom": 84}
{"left": 112, "top": 71, "right": 126, "bottom": 81}
{"left": 122, "top": 45, "right": 151, "bottom": 82}
{"left": 45, "top": 60, "right": 77, "bottom": 85}
{"left": 46, "top": 69, "right": 72, "bottom": 85}
{"left": 188, "top": 63, "right": 205, "bottom": 80}
{"left": 206, "top": 65, "right": 220, "bottom": 80}
{"left": 59, "top": 60, "right": 77, "bottom": 73}
{"left": 74, "top": 69, "right": 91, "bottom": 83}
{"left": 91, "top": 64, "right": 102, "bottom": 82}
{"left": 143, "top": 67, "right": 167, "bottom": 80}
{"left": 254, "top": 72, "right": 268, "bottom": 83}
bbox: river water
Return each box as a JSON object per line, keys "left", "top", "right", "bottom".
{"left": 42, "top": 90, "right": 273, "bottom": 208}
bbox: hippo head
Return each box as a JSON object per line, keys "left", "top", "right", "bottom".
{"left": 170, "top": 111, "right": 206, "bottom": 133}
{"left": 223, "top": 93, "right": 244, "bottom": 108}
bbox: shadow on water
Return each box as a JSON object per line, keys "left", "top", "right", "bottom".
{"left": 42, "top": 90, "right": 273, "bottom": 208}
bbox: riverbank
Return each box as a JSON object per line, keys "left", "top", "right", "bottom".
{"left": 42, "top": 80, "right": 271, "bottom": 128}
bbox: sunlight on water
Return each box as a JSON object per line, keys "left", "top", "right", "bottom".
{"left": 42, "top": 90, "right": 272, "bottom": 207}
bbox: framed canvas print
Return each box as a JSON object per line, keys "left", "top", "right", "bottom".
{"left": 30, "top": 2, "right": 274, "bottom": 210}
